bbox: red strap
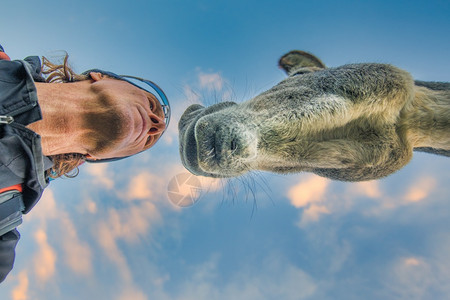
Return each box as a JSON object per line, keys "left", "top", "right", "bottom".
{"left": 0, "top": 184, "right": 23, "bottom": 194}
{"left": 0, "top": 52, "right": 11, "bottom": 61}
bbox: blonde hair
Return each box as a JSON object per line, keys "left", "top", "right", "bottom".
{"left": 41, "top": 54, "right": 89, "bottom": 178}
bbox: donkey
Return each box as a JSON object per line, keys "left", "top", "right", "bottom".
{"left": 178, "top": 50, "right": 449, "bottom": 181}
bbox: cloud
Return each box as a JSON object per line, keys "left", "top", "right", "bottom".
{"left": 94, "top": 202, "right": 161, "bottom": 283}
{"left": 122, "top": 165, "right": 222, "bottom": 208}
{"left": 350, "top": 181, "right": 382, "bottom": 198}
{"left": 28, "top": 188, "right": 58, "bottom": 221}
{"left": 183, "top": 84, "right": 201, "bottom": 104}
{"left": 123, "top": 170, "right": 175, "bottom": 203}
{"left": 198, "top": 176, "right": 222, "bottom": 193}
{"left": 33, "top": 229, "right": 57, "bottom": 282}
{"left": 287, "top": 175, "right": 330, "bottom": 208}
{"left": 198, "top": 71, "right": 224, "bottom": 91}
{"left": 167, "top": 254, "right": 317, "bottom": 300}
{"left": 59, "top": 214, "right": 93, "bottom": 275}
{"left": 115, "top": 288, "right": 148, "bottom": 300}
{"left": 181, "top": 69, "right": 231, "bottom": 110}
{"left": 11, "top": 271, "right": 29, "bottom": 300}
{"left": 404, "top": 257, "right": 422, "bottom": 266}
{"left": 94, "top": 189, "right": 162, "bottom": 284}
{"left": 300, "top": 204, "right": 331, "bottom": 226}
{"left": 80, "top": 197, "right": 98, "bottom": 214}
{"left": 403, "top": 176, "right": 436, "bottom": 202}
{"left": 27, "top": 188, "right": 93, "bottom": 277}
{"left": 97, "top": 220, "right": 133, "bottom": 283}
{"left": 286, "top": 175, "right": 333, "bottom": 226}
{"left": 114, "top": 202, "right": 161, "bottom": 242}
{"left": 384, "top": 256, "right": 434, "bottom": 299}
{"left": 84, "top": 163, "right": 114, "bottom": 189}
{"left": 126, "top": 171, "right": 154, "bottom": 200}
{"left": 379, "top": 234, "right": 450, "bottom": 299}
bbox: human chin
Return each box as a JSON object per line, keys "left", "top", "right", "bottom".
{"left": 82, "top": 109, "right": 137, "bottom": 157}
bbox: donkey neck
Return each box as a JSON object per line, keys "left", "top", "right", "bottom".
{"left": 402, "top": 84, "right": 450, "bottom": 151}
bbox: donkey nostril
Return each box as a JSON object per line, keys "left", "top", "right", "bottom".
{"left": 151, "top": 117, "right": 159, "bottom": 123}
{"left": 231, "top": 139, "right": 237, "bottom": 151}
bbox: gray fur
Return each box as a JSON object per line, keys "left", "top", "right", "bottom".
{"left": 178, "top": 51, "right": 449, "bottom": 181}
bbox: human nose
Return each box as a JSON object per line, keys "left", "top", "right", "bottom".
{"left": 148, "top": 111, "right": 166, "bottom": 135}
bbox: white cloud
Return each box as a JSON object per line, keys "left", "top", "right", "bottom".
{"left": 168, "top": 254, "right": 317, "bottom": 300}
{"left": 183, "top": 84, "right": 201, "bottom": 103}
{"left": 181, "top": 68, "right": 231, "bottom": 111}
{"left": 84, "top": 163, "right": 114, "bottom": 189}
{"left": 198, "top": 71, "right": 224, "bottom": 91}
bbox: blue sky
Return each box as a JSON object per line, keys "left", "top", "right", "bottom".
{"left": 1, "top": 0, "right": 450, "bottom": 299}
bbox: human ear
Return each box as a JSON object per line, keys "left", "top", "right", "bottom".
{"left": 89, "top": 72, "right": 104, "bottom": 81}
{"left": 278, "top": 50, "right": 326, "bottom": 76}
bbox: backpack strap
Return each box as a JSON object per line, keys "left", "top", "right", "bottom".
{"left": 0, "top": 186, "right": 24, "bottom": 236}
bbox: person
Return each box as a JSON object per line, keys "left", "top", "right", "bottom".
{"left": 0, "top": 44, "right": 171, "bottom": 282}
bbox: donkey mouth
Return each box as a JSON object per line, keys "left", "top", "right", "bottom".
{"left": 178, "top": 102, "right": 238, "bottom": 177}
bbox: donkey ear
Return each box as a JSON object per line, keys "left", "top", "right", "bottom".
{"left": 278, "top": 50, "right": 326, "bottom": 76}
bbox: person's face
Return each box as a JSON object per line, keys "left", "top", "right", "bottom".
{"left": 82, "top": 72, "right": 166, "bottom": 160}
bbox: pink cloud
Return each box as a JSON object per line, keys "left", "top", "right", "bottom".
{"left": 403, "top": 177, "right": 436, "bottom": 202}
{"left": 300, "top": 204, "right": 331, "bottom": 226}
{"left": 351, "top": 181, "right": 382, "bottom": 198}
{"left": 59, "top": 214, "right": 93, "bottom": 275}
{"left": 33, "top": 229, "right": 57, "bottom": 282}
{"left": 287, "top": 175, "right": 330, "bottom": 208}
{"left": 11, "top": 271, "right": 29, "bottom": 300}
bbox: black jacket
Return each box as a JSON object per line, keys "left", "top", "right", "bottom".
{"left": 0, "top": 55, "right": 53, "bottom": 282}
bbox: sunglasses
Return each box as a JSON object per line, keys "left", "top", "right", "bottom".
{"left": 84, "top": 71, "right": 171, "bottom": 163}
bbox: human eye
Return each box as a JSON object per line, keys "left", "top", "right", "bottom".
{"left": 147, "top": 94, "right": 158, "bottom": 112}
{"left": 148, "top": 98, "right": 154, "bottom": 110}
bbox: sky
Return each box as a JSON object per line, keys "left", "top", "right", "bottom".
{"left": 1, "top": 0, "right": 450, "bottom": 299}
